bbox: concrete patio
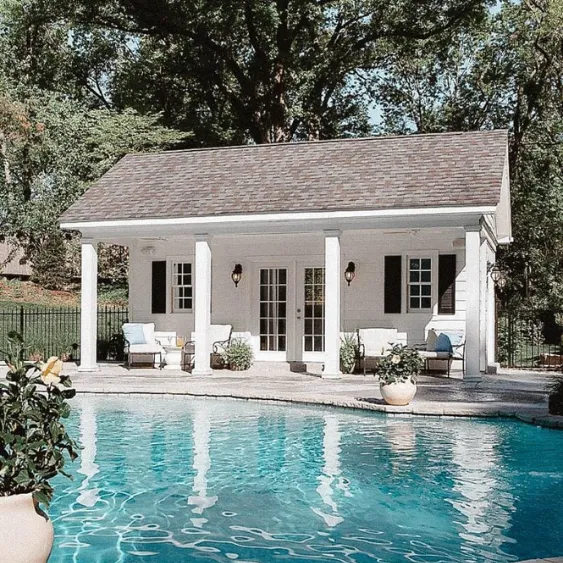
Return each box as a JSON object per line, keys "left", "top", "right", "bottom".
{"left": 44, "top": 362, "right": 563, "bottom": 429}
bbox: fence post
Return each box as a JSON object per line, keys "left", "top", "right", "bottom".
{"left": 19, "top": 306, "right": 24, "bottom": 337}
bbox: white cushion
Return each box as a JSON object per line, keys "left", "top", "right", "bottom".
{"left": 141, "top": 323, "right": 156, "bottom": 345}
{"left": 358, "top": 328, "right": 398, "bottom": 356}
{"left": 419, "top": 350, "right": 451, "bottom": 360}
{"left": 129, "top": 343, "right": 164, "bottom": 354}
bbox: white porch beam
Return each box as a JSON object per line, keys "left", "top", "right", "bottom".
{"left": 465, "top": 226, "right": 482, "bottom": 381}
{"left": 193, "top": 234, "right": 213, "bottom": 376}
{"left": 323, "top": 230, "right": 341, "bottom": 379}
{"left": 79, "top": 238, "right": 99, "bottom": 372}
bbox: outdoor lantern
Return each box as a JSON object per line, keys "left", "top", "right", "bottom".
{"left": 231, "top": 264, "right": 243, "bottom": 287}
{"left": 344, "top": 261, "right": 356, "bottom": 286}
{"left": 489, "top": 264, "right": 506, "bottom": 290}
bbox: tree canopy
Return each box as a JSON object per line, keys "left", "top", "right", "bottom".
{"left": 0, "top": 0, "right": 562, "bottom": 306}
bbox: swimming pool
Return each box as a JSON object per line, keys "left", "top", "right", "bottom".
{"left": 49, "top": 396, "right": 563, "bottom": 562}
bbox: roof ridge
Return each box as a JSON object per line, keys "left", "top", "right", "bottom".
{"left": 124, "top": 129, "right": 508, "bottom": 158}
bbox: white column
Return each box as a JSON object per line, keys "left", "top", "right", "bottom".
{"left": 79, "top": 238, "right": 99, "bottom": 372}
{"left": 193, "top": 234, "right": 212, "bottom": 376}
{"left": 465, "top": 226, "right": 481, "bottom": 381}
{"left": 479, "top": 238, "right": 488, "bottom": 372}
{"left": 324, "top": 230, "right": 341, "bottom": 379}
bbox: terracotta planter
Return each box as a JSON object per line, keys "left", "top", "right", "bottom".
{"left": 380, "top": 379, "right": 417, "bottom": 406}
{"left": 0, "top": 493, "right": 54, "bottom": 563}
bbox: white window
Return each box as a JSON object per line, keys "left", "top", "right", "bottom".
{"left": 172, "top": 262, "right": 193, "bottom": 312}
{"left": 408, "top": 257, "right": 432, "bottom": 310}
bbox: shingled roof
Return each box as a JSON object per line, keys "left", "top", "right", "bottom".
{"left": 60, "top": 130, "right": 508, "bottom": 224}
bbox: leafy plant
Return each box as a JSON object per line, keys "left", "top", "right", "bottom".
{"left": 548, "top": 376, "right": 563, "bottom": 416}
{"left": 221, "top": 338, "right": 253, "bottom": 371}
{"left": 340, "top": 333, "right": 358, "bottom": 374}
{"left": 376, "top": 344, "right": 424, "bottom": 385}
{"left": 0, "top": 332, "right": 78, "bottom": 507}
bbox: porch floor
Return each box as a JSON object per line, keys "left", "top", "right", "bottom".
{"left": 55, "top": 362, "right": 562, "bottom": 428}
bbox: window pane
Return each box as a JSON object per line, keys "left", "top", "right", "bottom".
{"left": 305, "top": 304, "right": 313, "bottom": 317}
{"left": 305, "top": 336, "right": 312, "bottom": 352}
{"left": 260, "top": 303, "right": 267, "bottom": 317}
{"left": 305, "top": 319, "right": 312, "bottom": 334}
{"left": 314, "top": 319, "right": 323, "bottom": 335}
{"left": 421, "top": 271, "right": 431, "bottom": 282}
{"left": 410, "top": 271, "right": 419, "bottom": 282}
{"left": 278, "top": 286, "right": 287, "bottom": 301}
{"left": 260, "top": 336, "right": 267, "bottom": 351}
{"left": 410, "top": 297, "right": 419, "bottom": 309}
{"left": 279, "top": 269, "right": 287, "bottom": 285}
{"left": 314, "top": 304, "right": 323, "bottom": 318}
{"left": 260, "top": 269, "right": 268, "bottom": 284}
{"left": 314, "top": 336, "right": 323, "bottom": 351}
{"left": 314, "top": 269, "right": 324, "bottom": 284}
{"left": 278, "top": 319, "right": 286, "bottom": 335}
{"left": 278, "top": 336, "right": 286, "bottom": 351}
{"left": 278, "top": 303, "right": 286, "bottom": 318}
{"left": 421, "top": 285, "right": 431, "bottom": 296}
{"left": 421, "top": 298, "right": 432, "bottom": 308}
{"left": 410, "top": 285, "right": 420, "bottom": 296}
{"left": 260, "top": 286, "right": 268, "bottom": 301}
{"left": 410, "top": 259, "right": 419, "bottom": 269}
{"left": 421, "top": 259, "right": 431, "bottom": 270}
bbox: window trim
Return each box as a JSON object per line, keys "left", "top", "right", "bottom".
{"left": 404, "top": 251, "right": 439, "bottom": 315}
{"left": 170, "top": 259, "right": 194, "bottom": 313}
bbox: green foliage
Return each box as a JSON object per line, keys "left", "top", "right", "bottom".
{"left": 29, "top": 231, "right": 70, "bottom": 290}
{"left": 340, "top": 333, "right": 358, "bottom": 374}
{"left": 376, "top": 344, "right": 424, "bottom": 384}
{"left": 0, "top": 332, "right": 78, "bottom": 507}
{"left": 221, "top": 338, "right": 254, "bottom": 371}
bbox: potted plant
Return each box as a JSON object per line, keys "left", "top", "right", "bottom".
{"left": 221, "top": 338, "right": 253, "bottom": 371}
{"left": 340, "top": 333, "right": 358, "bottom": 374}
{"left": 0, "top": 332, "right": 78, "bottom": 563}
{"left": 548, "top": 376, "right": 563, "bottom": 415}
{"left": 376, "top": 344, "right": 424, "bottom": 406}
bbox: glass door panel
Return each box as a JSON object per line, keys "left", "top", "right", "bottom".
{"left": 304, "top": 267, "right": 325, "bottom": 352}
{"left": 259, "top": 268, "right": 287, "bottom": 352}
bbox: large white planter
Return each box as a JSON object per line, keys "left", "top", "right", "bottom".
{"left": 380, "top": 379, "right": 417, "bottom": 406}
{"left": 0, "top": 493, "right": 54, "bottom": 563}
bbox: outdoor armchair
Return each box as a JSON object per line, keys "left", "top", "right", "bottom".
{"left": 417, "top": 329, "right": 465, "bottom": 377}
{"left": 122, "top": 322, "right": 164, "bottom": 369}
{"left": 182, "top": 324, "right": 233, "bottom": 371}
{"left": 357, "top": 328, "right": 407, "bottom": 376}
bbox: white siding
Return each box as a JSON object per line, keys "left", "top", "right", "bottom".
{"left": 128, "top": 227, "right": 475, "bottom": 360}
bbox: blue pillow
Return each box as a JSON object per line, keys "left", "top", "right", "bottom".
{"left": 444, "top": 332, "right": 464, "bottom": 347}
{"left": 435, "top": 333, "right": 453, "bottom": 354}
{"left": 123, "top": 324, "right": 146, "bottom": 345}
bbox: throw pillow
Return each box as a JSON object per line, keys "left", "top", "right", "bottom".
{"left": 123, "top": 324, "right": 147, "bottom": 345}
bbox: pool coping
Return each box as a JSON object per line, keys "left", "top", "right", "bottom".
{"left": 74, "top": 389, "right": 563, "bottom": 429}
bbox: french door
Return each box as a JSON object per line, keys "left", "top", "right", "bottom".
{"left": 256, "top": 265, "right": 325, "bottom": 362}
{"left": 301, "top": 267, "right": 325, "bottom": 362}
{"left": 259, "top": 268, "right": 288, "bottom": 358}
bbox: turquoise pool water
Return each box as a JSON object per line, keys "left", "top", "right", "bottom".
{"left": 49, "top": 397, "right": 563, "bottom": 563}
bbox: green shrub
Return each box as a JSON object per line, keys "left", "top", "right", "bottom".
{"left": 376, "top": 344, "right": 424, "bottom": 385}
{"left": 221, "top": 338, "right": 253, "bottom": 370}
{"left": 0, "top": 332, "right": 78, "bottom": 507}
{"left": 340, "top": 333, "right": 358, "bottom": 374}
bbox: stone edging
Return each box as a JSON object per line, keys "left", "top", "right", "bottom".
{"left": 73, "top": 389, "right": 563, "bottom": 429}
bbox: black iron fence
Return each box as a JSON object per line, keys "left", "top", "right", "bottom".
{"left": 498, "top": 308, "right": 563, "bottom": 369}
{"left": 0, "top": 306, "right": 128, "bottom": 362}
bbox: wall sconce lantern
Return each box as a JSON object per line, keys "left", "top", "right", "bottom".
{"left": 489, "top": 264, "right": 506, "bottom": 290}
{"left": 344, "top": 261, "right": 356, "bottom": 286}
{"left": 231, "top": 264, "right": 243, "bottom": 287}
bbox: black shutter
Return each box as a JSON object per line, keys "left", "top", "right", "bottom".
{"left": 151, "top": 261, "right": 166, "bottom": 314}
{"left": 384, "top": 256, "right": 402, "bottom": 314}
{"left": 438, "top": 254, "right": 456, "bottom": 315}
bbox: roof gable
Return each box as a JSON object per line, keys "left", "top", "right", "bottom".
{"left": 60, "top": 130, "right": 508, "bottom": 225}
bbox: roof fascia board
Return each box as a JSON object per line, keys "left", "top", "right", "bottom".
{"left": 60, "top": 205, "right": 496, "bottom": 231}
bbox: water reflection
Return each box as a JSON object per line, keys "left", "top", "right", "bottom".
{"left": 187, "top": 407, "right": 218, "bottom": 527}
{"left": 449, "top": 424, "right": 515, "bottom": 552}
{"left": 76, "top": 401, "right": 100, "bottom": 507}
{"left": 313, "top": 414, "right": 349, "bottom": 527}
